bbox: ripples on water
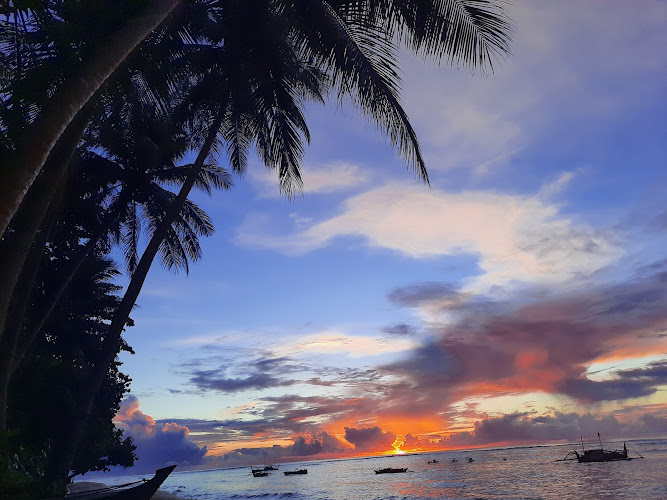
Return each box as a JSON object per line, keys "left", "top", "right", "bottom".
{"left": 124, "top": 439, "right": 667, "bottom": 500}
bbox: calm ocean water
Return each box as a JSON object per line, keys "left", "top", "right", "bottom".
{"left": 106, "top": 439, "right": 667, "bottom": 500}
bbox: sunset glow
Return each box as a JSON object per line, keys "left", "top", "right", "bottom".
{"left": 107, "top": 0, "right": 667, "bottom": 473}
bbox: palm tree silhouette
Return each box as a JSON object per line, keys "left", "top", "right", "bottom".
{"left": 0, "top": 0, "right": 513, "bottom": 480}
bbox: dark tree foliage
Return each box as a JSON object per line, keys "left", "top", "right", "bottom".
{"left": 2, "top": 173, "right": 137, "bottom": 498}
{"left": 0, "top": 0, "right": 512, "bottom": 493}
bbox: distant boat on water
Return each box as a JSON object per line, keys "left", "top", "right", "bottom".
{"left": 561, "top": 433, "right": 642, "bottom": 463}
{"left": 64, "top": 464, "right": 176, "bottom": 499}
{"left": 262, "top": 465, "right": 279, "bottom": 471}
{"left": 374, "top": 467, "right": 408, "bottom": 474}
{"left": 283, "top": 469, "right": 308, "bottom": 475}
{"left": 251, "top": 468, "right": 270, "bottom": 477}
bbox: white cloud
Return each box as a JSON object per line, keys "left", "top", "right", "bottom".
{"left": 400, "top": 0, "right": 667, "bottom": 177}
{"left": 538, "top": 171, "right": 578, "bottom": 199}
{"left": 236, "top": 183, "right": 622, "bottom": 292}
{"left": 275, "top": 330, "right": 418, "bottom": 358}
{"left": 249, "top": 161, "right": 367, "bottom": 197}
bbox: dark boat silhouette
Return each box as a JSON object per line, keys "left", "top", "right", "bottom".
{"left": 283, "top": 469, "right": 308, "bottom": 475}
{"left": 64, "top": 464, "right": 176, "bottom": 499}
{"left": 561, "top": 434, "right": 640, "bottom": 463}
{"left": 374, "top": 467, "right": 407, "bottom": 474}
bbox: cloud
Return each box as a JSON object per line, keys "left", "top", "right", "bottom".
{"left": 275, "top": 331, "right": 418, "bottom": 358}
{"left": 113, "top": 395, "right": 207, "bottom": 473}
{"left": 188, "top": 370, "right": 296, "bottom": 393}
{"left": 343, "top": 426, "right": 396, "bottom": 452}
{"left": 380, "top": 261, "right": 667, "bottom": 405}
{"left": 538, "top": 171, "right": 578, "bottom": 199}
{"left": 180, "top": 354, "right": 313, "bottom": 394}
{"left": 440, "top": 410, "right": 667, "bottom": 449}
{"left": 558, "top": 361, "right": 667, "bottom": 403}
{"left": 401, "top": 1, "right": 667, "bottom": 176}
{"left": 209, "top": 432, "right": 350, "bottom": 468}
{"left": 401, "top": 410, "right": 667, "bottom": 452}
{"left": 387, "top": 282, "right": 459, "bottom": 307}
{"left": 250, "top": 161, "right": 367, "bottom": 197}
{"left": 382, "top": 323, "right": 418, "bottom": 337}
{"left": 181, "top": 349, "right": 396, "bottom": 395}
{"left": 236, "top": 184, "right": 621, "bottom": 292}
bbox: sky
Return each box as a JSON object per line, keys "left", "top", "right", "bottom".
{"left": 108, "top": 0, "right": 667, "bottom": 474}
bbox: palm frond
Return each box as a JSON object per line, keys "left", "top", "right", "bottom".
{"left": 290, "top": 0, "right": 428, "bottom": 183}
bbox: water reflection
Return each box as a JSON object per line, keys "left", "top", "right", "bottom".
{"left": 149, "top": 439, "right": 665, "bottom": 500}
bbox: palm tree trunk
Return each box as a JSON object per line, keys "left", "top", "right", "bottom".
{"left": 47, "top": 106, "right": 226, "bottom": 482}
{"left": 0, "top": 114, "right": 87, "bottom": 346}
{"left": 0, "top": 0, "right": 182, "bottom": 238}
{"left": 0, "top": 173, "right": 67, "bottom": 434}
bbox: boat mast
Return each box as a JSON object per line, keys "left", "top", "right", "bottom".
{"left": 581, "top": 436, "right": 585, "bottom": 453}
{"left": 597, "top": 433, "right": 603, "bottom": 451}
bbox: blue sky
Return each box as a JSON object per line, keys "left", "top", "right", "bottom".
{"left": 110, "top": 1, "right": 667, "bottom": 472}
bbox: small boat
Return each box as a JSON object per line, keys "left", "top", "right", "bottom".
{"left": 374, "top": 467, "right": 407, "bottom": 474}
{"left": 262, "top": 464, "right": 279, "bottom": 471}
{"left": 251, "top": 468, "right": 270, "bottom": 477}
{"left": 560, "top": 434, "right": 639, "bottom": 463}
{"left": 283, "top": 469, "right": 308, "bottom": 475}
{"left": 426, "top": 459, "right": 438, "bottom": 464}
{"left": 64, "top": 464, "right": 176, "bottom": 499}
{"left": 466, "top": 457, "right": 474, "bottom": 463}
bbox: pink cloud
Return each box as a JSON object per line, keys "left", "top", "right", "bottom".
{"left": 113, "top": 395, "right": 207, "bottom": 473}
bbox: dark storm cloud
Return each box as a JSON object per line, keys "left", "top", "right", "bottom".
{"left": 211, "top": 431, "right": 348, "bottom": 467}
{"left": 382, "top": 323, "right": 418, "bottom": 337}
{"left": 182, "top": 347, "right": 393, "bottom": 396}
{"left": 167, "top": 394, "right": 372, "bottom": 440}
{"left": 182, "top": 355, "right": 308, "bottom": 393}
{"left": 343, "top": 426, "right": 396, "bottom": 451}
{"left": 379, "top": 261, "right": 667, "bottom": 405}
{"left": 387, "top": 282, "right": 458, "bottom": 307}
{"left": 557, "top": 378, "right": 655, "bottom": 402}
{"left": 557, "top": 360, "right": 667, "bottom": 403}
{"left": 188, "top": 370, "right": 295, "bottom": 392}
{"left": 254, "top": 356, "right": 293, "bottom": 371}
{"left": 383, "top": 342, "right": 458, "bottom": 380}
{"left": 617, "top": 360, "right": 667, "bottom": 381}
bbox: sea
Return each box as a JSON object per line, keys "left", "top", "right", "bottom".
{"left": 103, "top": 439, "right": 667, "bottom": 500}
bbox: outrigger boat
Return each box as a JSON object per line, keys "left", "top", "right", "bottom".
{"left": 283, "top": 469, "right": 308, "bottom": 475}
{"left": 64, "top": 464, "right": 176, "bottom": 499}
{"left": 374, "top": 467, "right": 407, "bottom": 474}
{"left": 251, "top": 468, "right": 270, "bottom": 477}
{"left": 560, "top": 434, "right": 643, "bottom": 463}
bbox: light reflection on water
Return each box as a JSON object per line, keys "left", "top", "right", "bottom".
{"left": 111, "top": 439, "right": 667, "bottom": 499}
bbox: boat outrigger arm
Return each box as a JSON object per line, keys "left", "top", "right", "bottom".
{"left": 557, "top": 435, "right": 644, "bottom": 462}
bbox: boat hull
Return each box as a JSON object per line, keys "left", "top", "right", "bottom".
{"left": 65, "top": 465, "right": 176, "bottom": 500}
{"left": 576, "top": 450, "right": 628, "bottom": 463}
{"left": 374, "top": 468, "right": 407, "bottom": 474}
